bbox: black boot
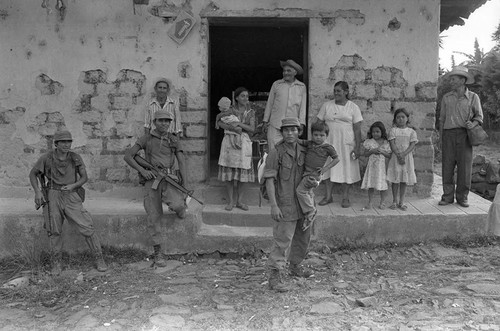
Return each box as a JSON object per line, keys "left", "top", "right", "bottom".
{"left": 85, "top": 234, "right": 107, "bottom": 272}
{"left": 289, "top": 263, "right": 314, "bottom": 278}
{"left": 268, "top": 268, "right": 289, "bottom": 292}
{"left": 153, "top": 245, "right": 167, "bottom": 267}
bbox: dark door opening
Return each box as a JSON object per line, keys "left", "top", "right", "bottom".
{"left": 208, "top": 19, "right": 308, "bottom": 178}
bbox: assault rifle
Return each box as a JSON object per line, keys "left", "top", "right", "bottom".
{"left": 36, "top": 174, "right": 52, "bottom": 234}
{"left": 133, "top": 154, "right": 203, "bottom": 205}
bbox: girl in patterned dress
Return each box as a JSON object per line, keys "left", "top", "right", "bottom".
{"left": 387, "top": 108, "right": 418, "bottom": 211}
{"left": 361, "top": 121, "right": 391, "bottom": 210}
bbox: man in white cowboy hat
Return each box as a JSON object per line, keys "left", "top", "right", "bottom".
{"left": 263, "top": 59, "right": 307, "bottom": 151}
{"left": 439, "top": 66, "right": 483, "bottom": 207}
{"left": 29, "top": 130, "right": 108, "bottom": 275}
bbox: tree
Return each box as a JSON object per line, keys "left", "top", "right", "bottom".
{"left": 453, "top": 38, "right": 487, "bottom": 67}
{"left": 480, "top": 52, "right": 500, "bottom": 127}
{"left": 493, "top": 23, "right": 500, "bottom": 51}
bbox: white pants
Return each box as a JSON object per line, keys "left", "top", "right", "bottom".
{"left": 267, "top": 126, "right": 283, "bottom": 152}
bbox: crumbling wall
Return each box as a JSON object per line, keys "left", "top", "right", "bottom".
{"left": 308, "top": 1, "right": 439, "bottom": 196}
{"left": 0, "top": 0, "right": 439, "bottom": 197}
{"left": 0, "top": 0, "right": 209, "bottom": 196}
{"left": 312, "top": 55, "right": 436, "bottom": 196}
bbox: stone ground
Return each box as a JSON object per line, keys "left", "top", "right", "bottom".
{"left": 3, "top": 240, "right": 500, "bottom": 330}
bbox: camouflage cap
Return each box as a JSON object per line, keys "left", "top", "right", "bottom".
{"left": 154, "top": 110, "right": 174, "bottom": 120}
{"left": 280, "top": 117, "right": 301, "bottom": 129}
{"left": 53, "top": 130, "right": 73, "bottom": 142}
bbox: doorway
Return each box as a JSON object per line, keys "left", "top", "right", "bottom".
{"left": 208, "top": 18, "right": 309, "bottom": 178}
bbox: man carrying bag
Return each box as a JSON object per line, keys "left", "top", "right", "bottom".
{"left": 439, "top": 66, "right": 485, "bottom": 208}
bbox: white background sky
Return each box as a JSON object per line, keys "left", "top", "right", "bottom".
{"left": 439, "top": 0, "right": 500, "bottom": 71}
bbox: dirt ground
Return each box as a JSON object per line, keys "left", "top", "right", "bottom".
{"left": 2, "top": 239, "right": 500, "bottom": 331}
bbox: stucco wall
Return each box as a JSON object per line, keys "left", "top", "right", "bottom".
{"left": 0, "top": 0, "right": 438, "bottom": 197}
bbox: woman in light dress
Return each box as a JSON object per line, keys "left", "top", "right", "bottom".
{"left": 315, "top": 81, "right": 363, "bottom": 208}
{"left": 217, "top": 87, "right": 255, "bottom": 211}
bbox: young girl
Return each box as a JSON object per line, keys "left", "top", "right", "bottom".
{"left": 361, "top": 121, "right": 391, "bottom": 210}
{"left": 387, "top": 108, "right": 418, "bottom": 211}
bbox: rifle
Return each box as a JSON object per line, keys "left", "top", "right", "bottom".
{"left": 133, "top": 154, "right": 204, "bottom": 205}
{"left": 36, "top": 174, "right": 52, "bottom": 234}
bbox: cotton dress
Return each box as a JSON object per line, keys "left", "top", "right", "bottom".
{"left": 386, "top": 127, "right": 418, "bottom": 185}
{"left": 218, "top": 108, "right": 255, "bottom": 182}
{"left": 361, "top": 139, "right": 391, "bottom": 191}
{"left": 316, "top": 100, "right": 363, "bottom": 184}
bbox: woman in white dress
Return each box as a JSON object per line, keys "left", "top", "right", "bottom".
{"left": 315, "top": 81, "right": 363, "bottom": 208}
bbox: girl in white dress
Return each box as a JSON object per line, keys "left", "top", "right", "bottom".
{"left": 361, "top": 121, "right": 391, "bottom": 210}
{"left": 387, "top": 108, "right": 418, "bottom": 211}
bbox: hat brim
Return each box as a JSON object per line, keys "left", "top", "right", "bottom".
{"left": 280, "top": 126, "right": 300, "bottom": 129}
{"left": 445, "top": 70, "right": 474, "bottom": 84}
{"left": 280, "top": 61, "right": 303, "bottom": 75}
{"left": 153, "top": 77, "right": 172, "bottom": 89}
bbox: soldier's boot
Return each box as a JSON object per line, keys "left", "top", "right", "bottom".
{"left": 84, "top": 234, "right": 107, "bottom": 272}
{"left": 49, "top": 235, "right": 63, "bottom": 276}
{"left": 268, "top": 268, "right": 289, "bottom": 292}
{"left": 51, "top": 258, "right": 63, "bottom": 276}
{"left": 152, "top": 244, "right": 168, "bottom": 267}
{"left": 95, "top": 256, "right": 108, "bottom": 272}
{"left": 289, "top": 263, "right": 314, "bottom": 278}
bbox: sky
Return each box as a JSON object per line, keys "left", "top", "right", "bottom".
{"left": 439, "top": 0, "right": 500, "bottom": 71}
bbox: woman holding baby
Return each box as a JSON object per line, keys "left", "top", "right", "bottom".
{"left": 216, "top": 87, "right": 256, "bottom": 211}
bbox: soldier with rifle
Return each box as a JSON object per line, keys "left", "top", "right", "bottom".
{"left": 124, "top": 110, "right": 189, "bottom": 267}
{"left": 29, "top": 130, "right": 108, "bottom": 275}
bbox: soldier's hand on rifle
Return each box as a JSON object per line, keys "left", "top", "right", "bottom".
{"left": 34, "top": 191, "right": 45, "bottom": 210}
{"left": 61, "top": 183, "right": 76, "bottom": 191}
{"left": 270, "top": 205, "right": 284, "bottom": 222}
{"left": 140, "top": 168, "right": 155, "bottom": 180}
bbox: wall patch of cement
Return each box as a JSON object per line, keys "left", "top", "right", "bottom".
{"left": 388, "top": 18, "right": 401, "bottom": 31}
{"left": 35, "top": 74, "right": 64, "bottom": 96}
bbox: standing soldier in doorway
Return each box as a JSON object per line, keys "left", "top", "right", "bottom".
{"left": 263, "top": 117, "right": 315, "bottom": 292}
{"left": 29, "top": 130, "right": 108, "bottom": 275}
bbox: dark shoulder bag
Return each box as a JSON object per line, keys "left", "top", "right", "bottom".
{"left": 70, "top": 152, "right": 86, "bottom": 202}
{"left": 467, "top": 94, "right": 488, "bottom": 146}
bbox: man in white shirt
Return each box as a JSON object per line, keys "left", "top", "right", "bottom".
{"left": 263, "top": 60, "right": 307, "bottom": 151}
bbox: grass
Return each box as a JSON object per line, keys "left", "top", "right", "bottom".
{"left": 439, "top": 235, "right": 500, "bottom": 249}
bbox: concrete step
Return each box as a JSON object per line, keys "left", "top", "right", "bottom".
{"left": 0, "top": 174, "right": 494, "bottom": 257}
{"left": 199, "top": 196, "right": 492, "bottom": 244}
{"left": 202, "top": 205, "right": 272, "bottom": 227}
{"left": 199, "top": 180, "right": 407, "bottom": 206}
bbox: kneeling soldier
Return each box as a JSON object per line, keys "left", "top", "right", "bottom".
{"left": 29, "top": 130, "right": 107, "bottom": 275}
